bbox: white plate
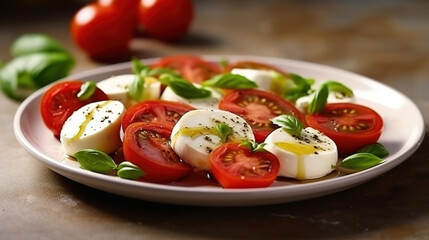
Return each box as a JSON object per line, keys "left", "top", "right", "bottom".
{"left": 14, "top": 55, "right": 425, "bottom": 206}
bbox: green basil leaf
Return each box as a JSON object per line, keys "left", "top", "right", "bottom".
{"left": 147, "top": 67, "right": 179, "bottom": 77}
{"left": 282, "top": 73, "right": 314, "bottom": 102}
{"left": 77, "top": 81, "right": 96, "bottom": 100}
{"left": 324, "top": 81, "right": 353, "bottom": 97}
{"left": 128, "top": 75, "right": 145, "bottom": 102}
{"left": 359, "top": 143, "right": 389, "bottom": 158}
{"left": 0, "top": 52, "right": 74, "bottom": 101}
{"left": 131, "top": 57, "right": 147, "bottom": 75}
{"left": 160, "top": 74, "right": 212, "bottom": 99}
{"left": 307, "top": 83, "right": 329, "bottom": 114}
{"left": 340, "top": 153, "right": 383, "bottom": 170}
{"left": 11, "top": 33, "right": 66, "bottom": 57}
{"left": 117, "top": 161, "right": 145, "bottom": 180}
{"left": 74, "top": 149, "right": 117, "bottom": 173}
{"left": 216, "top": 123, "right": 232, "bottom": 143}
{"left": 239, "top": 139, "right": 267, "bottom": 152}
{"left": 202, "top": 73, "right": 257, "bottom": 89}
{"left": 270, "top": 114, "right": 303, "bottom": 136}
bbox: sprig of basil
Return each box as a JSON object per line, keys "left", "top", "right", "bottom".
{"left": 270, "top": 114, "right": 303, "bottom": 137}
{"left": 359, "top": 143, "right": 389, "bottom": 158}
{"left": 240, "top": 139, "right": 267, "bottom": 152}
{"left": 307, "top": 83, "right": 329, "bottom": 114}
{"left": 160, "top": 74, "right": 212, "bottom": 99}
{"left": 282, "top": 73, "right": 314, "bottom": 102}
{"left": 202, "top": 73, "right": 257, "bottom": 89}
{"left": 339, "top": 153, "right": 383, "bottom": 171}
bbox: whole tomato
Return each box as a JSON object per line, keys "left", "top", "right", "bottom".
{"left": 70, "top": 0, "right": 139, "bottom": 62}
{"left": 138, "top": 0, "right": 194, "bottom": 42}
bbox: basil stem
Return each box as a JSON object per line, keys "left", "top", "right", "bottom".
{"left": 240, "top": 139, "right": 267, "bottom": 152}
{"left": 74, "top": 149, "right": 117, "bottom": 174}
{"left": 359, "top": 143, "right": 389, "bottom": 158}
{"left": 160, "top": 74, "right": 212, "bottom": 99}
{"left": 340, "top": 153, "right": 383, "bottom": 170}
{"left": 11, "top": 33, "right": 66, "bottom": 57}
{"left": 202, "top": 73, "right": 257, "bottom": 89}
{"left": 270, "top": 114, "right": 303, "bottom": 137}
{"left": 307, "top": 83, "right": 329, "bottom": 114}
{"left": 215, "top": 123, "right": 232, "bottom": 143}
{"left": 77, "top": 81, "right": 96, "bottom": 100}
{"left": 117, "top": 161, "right": 145, "bottom": 180}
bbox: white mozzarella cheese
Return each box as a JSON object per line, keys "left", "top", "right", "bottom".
{"left": 264, "top": 127, "right": 338, "bottom": 180}
{"left": 230, "top": 68, "right": 286, "bottom": 95}
{"left": 60, "top": 100, "right": 125, "bottom": 156}
{"left": 295, "top": 92, "right": 355, "bottom": 112}
{"left": 170, "top": 109, "right": 255, "bottom": 170}
{"left": 96, "top": 74, "right": 161, "bottom": 108}
{"left": 160, "top": 85, "right": 222, "bottom": 109}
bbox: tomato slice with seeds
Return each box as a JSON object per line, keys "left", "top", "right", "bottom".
{"left": 219, "top": 89, "right": 304, "bottom": 142}
{"left": 210, "top": 142, "right": 280, "bottom": 188}
{"left": 224, "top": 60, "right": 289, "bottom": 76}
{"left": 306, "top": 103, "right": 383, "bottom": 154}
{"left": 122, "top": 122, "right": 192, "bottom": 183}
{"left": 121, "top": 100, "right": 195, "bottom": 132}
{"left": 150, "top": 55, "right": 221, "bottom": 83}
{"left": 40, "top": 81, "right": 108, "bottom": 138}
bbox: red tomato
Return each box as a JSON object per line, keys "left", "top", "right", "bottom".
{"left": 210, "top": 142, "right": 280, "bottom": 188}
{"left": 138, "top": 0, "right": 193, "bottom": 41}
{"left": 70, "top": 0, "right": 139, "bottom": 62}
{"left": 224, "top": 60, "right": 289, "bottom": 76}
{"left": 306, "top": 103, "right": 383, "bottom": 154}
{"left": 219, "top": 89, "right": 305, "bottom": 142}
{"left": 122, "top": 122, "right": 192, "bottom": 183}
{"left": 40, "top": 81, "right": 108, "bottom": 138}
{"left": 121, "top": 100, "right": 195, "bottom": 131}
{"left": 151, "top": 55, "right": 221, "bottom": 83}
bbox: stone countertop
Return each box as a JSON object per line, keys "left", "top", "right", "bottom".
{"left": 1, "top": 0, "right": 428, "bottom": 239}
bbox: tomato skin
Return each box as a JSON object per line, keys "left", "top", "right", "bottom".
{"left": 40, "top": 81, "right": 108, "bottom": 138}
{"left": 138, "top": 0, "right": 193, "bottom": 42}
{"left": 224, "top": 61, "right": 289, "bottom": 76}
{"left": 70, "top": 1, "right": 139, "bottom": 62}
{"left": 219, "top": 89, "right": 305, "bottom": 142}
{"left": 306, "top": 103, "right": 383, "bottom": 155}
{"left": 210, "top": 142, "right": 280, "bottom": 188}
{"left": 121, "top": 100, "right": 195, "bottom": 132}
{"left": 151, "top": 55, "right": 221, "bottom": 83}
{"left": 122, "top": 122, "right": 192, "bottom": 183}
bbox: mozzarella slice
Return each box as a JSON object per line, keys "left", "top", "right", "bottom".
{"left": 160, "top": 84, "right": 222, "bottom": 109}
{"left": 96, "top": 74, "right": 161, "bottom": 108}
{"left": 264, "top": 127, "right": 338, "bottom": 180}
{"left": 60, "top": 100, "right": 125, "bottom": 156}
{"left": 230, "top": 68, "right": 284, "bottom": 95}
{"left": 295, "top": 92, "right": 355, "bottom": 112}
{"left": 170, "top": 109, "right": 255, "bottom": 170}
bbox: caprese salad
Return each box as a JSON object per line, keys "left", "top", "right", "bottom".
{"left": 39, "top": 55, "right": 388, "bottom": 188}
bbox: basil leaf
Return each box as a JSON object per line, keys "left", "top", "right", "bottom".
{"left": 160, "top": 74, "right": 212, "bottom": 99}
{"left": 147, "top": 67, "right": 179, "bottom": 77}
{"left": 11, "top": 33, "right": 66, "bottom": 57}
{"left": 359, "top": 143, "right": 389, "bottom": 158}
{"left": 282, "top": 73, "right": 314, "bottom": 102}
{"left": 239, "top": 139, "right": 267, "bottom": 152}
{"left": 77, "top": 81, "right": 96, "bottom": 100}
{"left": 131, "top": 57, "right": 147, "bottom": 75}
{"left": 74, "top": 149, "right": 117, "bottom": 173}
{"left": 117, "top": 161, "right": 145, "bottom": 180}
{"left": 324, "top": 81, "right": 353, "bottom": 97}
{"left": 0, "top": 52, "right": 74, "bottom": 101}
{"left": 340, "top": 153, "right": 383, "bottom": 170}
{"left": 202, "top": 73, "right": 257, "bottom": 89}
{"left": 270, "top": 114, "right": 303, "bottom": 136}
{"left": 307, "top": 83, "right": 329, "bottom": 114}
{"left": 128, "top": 75, "right": 145, "bottom": 102}
{"left": 216, "top": 123, "right": 232, "bottom": 143}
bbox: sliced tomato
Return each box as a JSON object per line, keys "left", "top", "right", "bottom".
{"left": 219, "top": 89, "right": 304, "bottom": 142}
{"left": 224, "top": 60, "right": 289, "bottom": 76}
{"left": 150, "top": 55, "right": 221, "bottom": 83}
{"left": 122, "top": 122, "right": 192, "bottom": 183}
{"left": 306, "top": 103, "right": 383, "bottom": 154}
{"left": 121, "top": 100, "right": 194, "bottom": 132}
{"left": 40, "top": 81, "right": 108, "bottom": 138}
{"left": 210, "top": 142, "right": 280, "bottom": 188}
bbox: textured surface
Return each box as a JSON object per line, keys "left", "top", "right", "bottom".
{"left": 1, "top": 0, "right": 429, "bottom": 239}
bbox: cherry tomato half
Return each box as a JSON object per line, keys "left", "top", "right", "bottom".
{"left": 121, "top": 100, "right": 195, "bottom": 132}
{"left": 306, "top": 103, "right": 383, "bottom": 155}
{"left": 122, "top": 122, "right": 192, "bottom": 183}
{"left": 210, "top": 142, "right": 280, "bottom": 188}
{"left": 151, "top": 55, "right": 221, "bottom": 83}
{"left": 224, "top": 60, "right": 289, "bottom": 76}
{"left": 219, "top": 89, "right": 305, "bottom": 142}
{"left": 138, "top": 0, "right": 193, "bottom": 41}
{"left": 40, "top": 81, "right": 108, "bottom": 138}
{"left": 71, "top": 0, "right": 139, "bottom": 62}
